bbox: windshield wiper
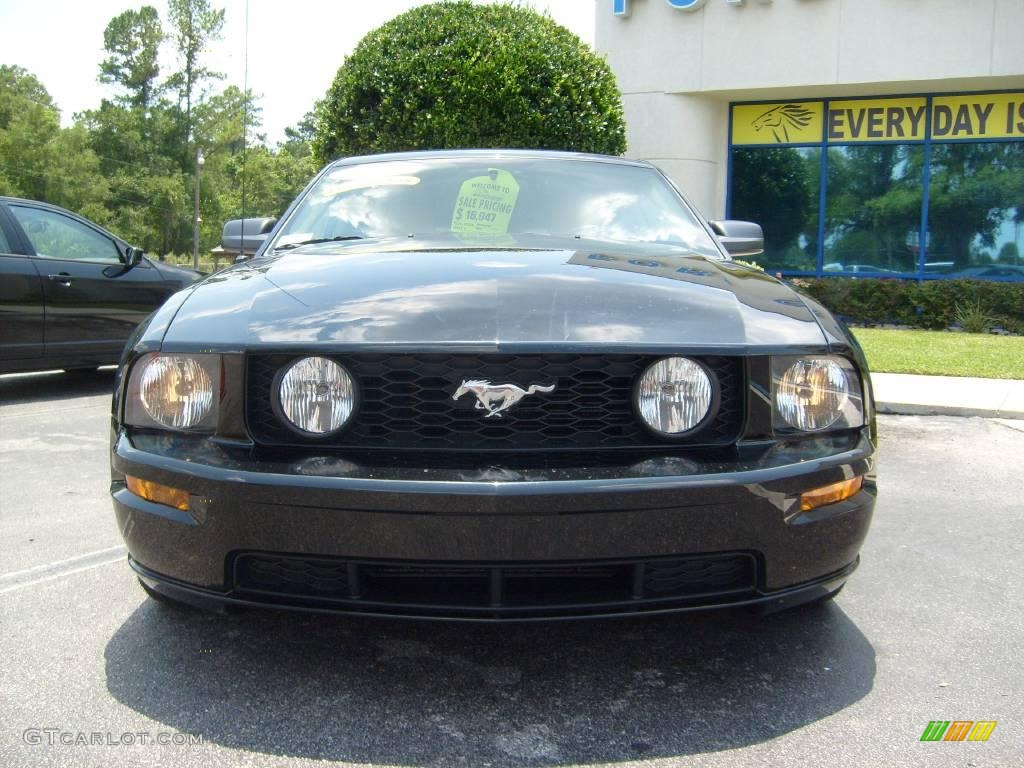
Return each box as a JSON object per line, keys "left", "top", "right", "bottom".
{"left": 274, "top": 235, "right": 365, "bottom": 252}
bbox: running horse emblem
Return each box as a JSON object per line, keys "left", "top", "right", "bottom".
{"left": 751, "top": 104, "right": 815, "bottom": 143}
{"left": 452, "top": 379, "right": 557, "bottom": 418}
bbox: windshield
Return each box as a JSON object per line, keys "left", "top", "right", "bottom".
{"left": 272, "top": 156, "right": 723, "bottom": 257}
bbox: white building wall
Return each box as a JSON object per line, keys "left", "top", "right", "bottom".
{"left": 596, "top": 0, "right": 1024, "bottom": 219}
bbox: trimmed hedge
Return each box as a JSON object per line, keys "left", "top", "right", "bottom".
{"left": 312, "top": 1, "right": 627, "bottom": 163}
{"left": 794, "top": 278, "right": 1024, "bottom": 334}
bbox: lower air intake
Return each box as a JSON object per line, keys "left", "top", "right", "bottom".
{"left": 232, "top": 551, "right": 759, "bottom": 619}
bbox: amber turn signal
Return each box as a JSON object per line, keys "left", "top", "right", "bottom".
{"left": 126, "top": 475, "right": 190, "bottom": 511}
{"left": 800, "top": 476, "right": 863, "bottom": 512}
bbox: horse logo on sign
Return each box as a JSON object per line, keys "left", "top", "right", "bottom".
{"left": 752, "top": 104, "right": 816, "bottom": 143}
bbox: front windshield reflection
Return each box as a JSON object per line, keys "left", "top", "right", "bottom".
{"left": 273, "top": 157, "right": 722, "bottom": 257}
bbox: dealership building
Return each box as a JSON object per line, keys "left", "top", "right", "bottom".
{"left": 595, "top": 0, "right": 1024, "bottom": 280}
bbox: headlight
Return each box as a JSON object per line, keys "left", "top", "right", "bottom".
{"left": 636, "top": 357, "right": 715, "bottom": 435}
{"left": 772, "top": 356, "right": 864, "bottom": 432}
{"left": 124, "top": 354, "right": 221, "bottom": 431}
{"left": 276, "top": 356, "right": 356, "bottom": 435}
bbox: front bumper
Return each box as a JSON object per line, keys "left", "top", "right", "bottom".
{"left": 111, "top": 429, "right": 876, "bottom": 620}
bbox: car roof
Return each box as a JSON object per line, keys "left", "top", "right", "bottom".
{"left": 326, "top": 149, "right": 654, "bottom": 170}
{"left": 0, "top": 195, "right": 80, "bottom": 214}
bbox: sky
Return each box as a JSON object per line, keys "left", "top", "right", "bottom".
{"left": 0, "top": 0, "right": 598, "bottom": 145}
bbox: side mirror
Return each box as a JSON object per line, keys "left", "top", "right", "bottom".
{"left": 221, "top": 217, "right": 277, "bottom": 260}
{"left": 710, "top": 220, "right": 764, "bottom": 257}
{"left": 121, "top": 245, "right": 144, "bottom": 268}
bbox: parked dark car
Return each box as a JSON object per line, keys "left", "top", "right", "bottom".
{"left": 110, "top": 150, "right": 877, "bottom": 621}
{"left": 950, "top": 264, "right": 1024, "bottom": 279}
{"left": 0, "top": 197, "right": 200, "bottom": 374}
{"left": 823, "top": 263, "right": 901, "bottom": 275}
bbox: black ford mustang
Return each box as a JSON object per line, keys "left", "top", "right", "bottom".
{"left": 110, "top": 150, "right": 876, "bottom": 620}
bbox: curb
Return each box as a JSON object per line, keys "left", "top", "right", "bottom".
{"left": 876, "top": 402, "right": 1024, "bottom": 420}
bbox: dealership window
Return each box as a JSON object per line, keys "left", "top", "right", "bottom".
{"left": 925, "top": 142, "right": 1024, "bottom": 278}
{"left": 728, "top": 92, "right": 1024, "bottom": 280}
{"left": 823, "top": 145, "right": 924, "bottom": 275}
{"left": 731, "top": 147, "right": 820, "bottom": 273}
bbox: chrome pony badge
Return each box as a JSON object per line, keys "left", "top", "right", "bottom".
{"left": 452, "top": 380, "right": 556, "bottom": 418}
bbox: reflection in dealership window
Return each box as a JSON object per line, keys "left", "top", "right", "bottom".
{"left": 926, "top": 142, "right": 1024, "bottom": 277}
{"left": 823, "top": 145, "right": 924, "bottom": 274}
{"left": 730, "top": 147, "right": 820, "bottom": 273}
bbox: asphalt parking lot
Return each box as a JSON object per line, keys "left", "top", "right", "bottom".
{"left": 1, "top": 370, "right": 1022, "bottom": 768}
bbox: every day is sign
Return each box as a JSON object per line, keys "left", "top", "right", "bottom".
{"left": 731, "top": 92, "right": 1024, "bottom": 145}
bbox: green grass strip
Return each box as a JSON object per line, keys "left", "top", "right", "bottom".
{"left": 852, "top": 328, "right": 1024, "bottom": 379}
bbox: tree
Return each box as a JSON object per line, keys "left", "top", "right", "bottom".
{"left": 193, "top": 85, "right": 264, "bottom": 153}
{"left": 166, "top": 0, "right": 225, "bottom": 149}
{"left": 0, "top": 64, "right": 55, "bottom": 128}
{"left": 83, "top": 1, "right": 229, "bottom": 254}
{"left": 0, "top": 66, "right": 60, "bottom": 199}
{"left": 99, "top": 6, "right": 164, "bottom": 110}
{"left": 281, "top": 111, "right": 316, "bottom": 161}
{"left": 313, "top": 1, "right": 626, "bottom": 163}
{"left": 0, "top": 66, "right": 109, "bottom": 217}
{"left": 195, "top": 96, "right": 316, "bottom": 245}
{"left": 4, "top": 8, "right": 315, "bottom": 262}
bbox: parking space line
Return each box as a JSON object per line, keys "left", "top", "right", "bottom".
{"left": 0, "top": 402, "right": 111, "bottom": 419}
{"left": 0, "top": 545, "right": 127, "bottom": 594}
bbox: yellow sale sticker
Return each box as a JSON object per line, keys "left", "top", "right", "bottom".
{"left": 450, "top": 169, "right": 520, "bottom": 237}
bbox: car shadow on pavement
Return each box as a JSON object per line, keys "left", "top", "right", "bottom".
{"left": 0, "top": 369, "right": 117, "bottom": 405}
{"left": 105, "top": 600, "right": 875, "bottom": 765}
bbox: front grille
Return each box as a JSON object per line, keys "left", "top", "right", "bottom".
{"left": 246, "top": 353, "right": 743, "bottom": 451}
{"left": 232, "top": 552, "right": 759, "bottom": 618}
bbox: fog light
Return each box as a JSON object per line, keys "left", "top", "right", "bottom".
{"left": 126, "top": 475, "right": 190, "bottom": 511}
{"left": 636, "top": 356, "right": 714, "bottom": 435}
{"left": 800, "top": 476, "right": 863, "bottom": 512}
{"left": 277, "top": 356, "right": 356, "bottom": 435}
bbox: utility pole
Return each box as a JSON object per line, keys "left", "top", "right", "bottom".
{"left": 192, "top": 150, "right": 205, "bottom": 270}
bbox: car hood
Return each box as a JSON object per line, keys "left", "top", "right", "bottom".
{"left": 160, "top": 236, "right": 826, "bottom": 352}
{"left": 149, "top": 258, "right": 203, "bottom": 287}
